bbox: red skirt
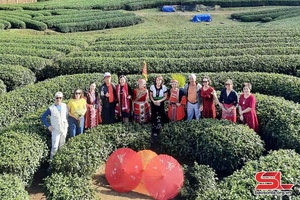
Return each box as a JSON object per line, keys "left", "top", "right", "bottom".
{"left": 84, "top": 105, "right": 102, "bottom": 129}
{"left": 222, "top": 103, "right": 236, "bottom": 123}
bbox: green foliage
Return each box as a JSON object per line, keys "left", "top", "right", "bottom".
{"left": 0, "top": 79, "right": 6, "bottom": 94}
{"left": 54, "top": 55, "right": 300, "bottom": 77}
{"left": 0, "top": 174, "right": 29, "bottom": 200}
{"left": 160, "top": 119, "right": 265, "bottom": 174}
{"left": 207, "top": 149, "right": 300, "bottom": 199}
{"left": 51, "top": 123, "right": 150, "bottom": 177}
{"left": 44, "top": 173, "right": 95, "bottom": 200}
{"left": 0, "top": 64, "right": 36, "bottom": 91}
{"left": 180, "top": 162, "right": 217, "bottom": 200}
{"left": 0, "top": 131, "right": 48, "bottom": 185}
{"left": 256, "top": 94, "right": 300, "bottom": 152}
{"left": 0, "top": 19, "right": 11, "bottom": 29}
{"left": 232, "top": 7, "right": 300, "bottom": 22}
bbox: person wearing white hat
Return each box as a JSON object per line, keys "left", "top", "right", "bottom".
{"left": 41, "top": 92, "right": 68, "bottom": 160}
{"left": 99, "top": 72, "right": 117, "bottom": 124}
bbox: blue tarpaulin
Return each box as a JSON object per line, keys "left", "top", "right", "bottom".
{"left": 162, "top": 6, "right": 175, "bottom": 12}
{"left": 192, "top": 14, "right": 212, "bottom": 22}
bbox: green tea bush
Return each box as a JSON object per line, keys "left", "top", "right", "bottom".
{"left": 0, "top": 131, "right": 48, "bottom": 185}
{"left": 44, "top": 173, "right": 95, "bottom": 200}
{"left": 160, "top": 119, "right": 265, "bottom": 174}
{"left": 0, "top": 19, "right": 11, "bottom": 29}
{"left": 0, "top": 54, "right": 52, "bottom": 73}
{"left": 54, "top": 55, "right": 300, "bottom": 77}
{"left": 207, "top": 149, "right": 300, "bottom": 199}
{"left": 180, "top": 162, "right": 217, "bottom": 200}
{"left": 0, "top": 64, "right": 35, "bottom": 91}
{"left": 0, "top": 174, "right": 29, "bottom": 200}
{"left": 0, "top": 79, "right": 6, "bottom": 94}
{"left": 51, "top": 123, "right": 150, "bottom": 177}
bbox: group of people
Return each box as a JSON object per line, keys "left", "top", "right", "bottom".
{"left": 41, "top": 72, "right": 259, "bottom": 160}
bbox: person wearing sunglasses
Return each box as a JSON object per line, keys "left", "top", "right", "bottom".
{"left": 67, "top": 89, "right": 87, "bottom": 137}
{"left": 41, "top": 92, "right": 68, "bottom": 160}
{"left": 200, "top": 76, "right": 217, "bottom": 119}
{"left": 218, "top": 79, "right": 239, "bottom": 122}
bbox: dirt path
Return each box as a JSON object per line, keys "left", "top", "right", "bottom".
{"left": 29, "top": 165, "right": 153, "bottom": 200}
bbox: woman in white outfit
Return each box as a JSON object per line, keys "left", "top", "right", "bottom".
{"left": 41, "top": 92, "right": 68, "bottom": 160}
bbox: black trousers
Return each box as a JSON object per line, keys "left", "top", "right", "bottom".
{"left": 102, "top": 103, "right": 116, "bottom": 124}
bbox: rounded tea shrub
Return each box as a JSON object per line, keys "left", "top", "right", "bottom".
{"left": 160, "top": 119, "right": 265, "bottom": 174}
{"left": 44, "top": 173, "right": 95, "bottom": 200}
{"left": 0, "top": 174, "right": 29, "bottom": 200}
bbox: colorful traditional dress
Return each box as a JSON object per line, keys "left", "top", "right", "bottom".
{"left": 219, "top": 89, "right": 238, "bottom": 122}
{"left": 200, "top": 86, "right": 216, "bottom": 119}
{"left": 239, "top": 94, "right": 259, "bottom": 133}
{"left": 150, "top": 85, "right": 168, "bottom": 123}
{"left": 168, "top": 88, "right": 186, "bottom": 122}
{"left": 84, "top": 91, "right": 102, "bottom": 129}
{"left": 115, "top": 83, "right": 132, "bottom": 118}
{"left": 132, "top": 88, "right": 150, "bottom": 123}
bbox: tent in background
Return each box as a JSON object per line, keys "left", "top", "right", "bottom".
{"left": 192, "top": 14, "right": 212, "bottom": 22}
{"left": 162, "top": 6, "right": 175, "bottom": 12}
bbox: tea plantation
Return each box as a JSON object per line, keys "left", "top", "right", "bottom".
{"left": 0, "top": 0, "right": 300, "bottom": 199}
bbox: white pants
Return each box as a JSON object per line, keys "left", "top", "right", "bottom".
{"left": 50, "top": 129, "right": 67, "bottom": 160}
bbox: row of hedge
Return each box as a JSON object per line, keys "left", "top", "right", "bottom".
{"left": 0, "top": 64, "right": 35, "bottom": 91}
{"left": 93, "top": 36, "right": 300, "bottom": 46}
{"left": 231, "top": 7, "right": 300, "bottom": 22}
{"left": 0, "top": 53, "right": 52, "bottom": 73}
{"left": 0, "top": 13, "right": 47, "bottom": 31}
{"left": 69, "top": 47, "right": 300, "bottom": 59}
{"left": 87, "top": 42, "right": 300, "bottom": 52}
{"left": 56, "top": 15, "right": 142, "bottom": 33}
{"left": 0, "top": 131, "right": 48, "bottom": 185}
{"left": 0, "top": 47, "right": 65, "bottom": 60}
{"left": 124, "top": 0, "right": 300, "bottom": 11}
{"left": 53, "top": 55, "right": 300, "bottom": 78}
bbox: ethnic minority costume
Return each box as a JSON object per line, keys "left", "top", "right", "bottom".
{"left": 84, "top": 91, "right": 102, "bottom": 129}
{"left": 200, "top": 86, "right": 216, "bottom": 119}
{"left": 150, "top": 85, "right": 168, "bottom": 123}
{"left": 100, "top": 83, "right": 117, "bottom": 124}
{"left": 168, "top": 88, "right": 186, "bottom": 122}
{"left": 239, "top": 94, "right": 259, "bottom": 133}
{"left": 132, "top": 88, "right": 150, "bottom": 123}
{"left": 115, "top": 83, "right": 132, "bottom": 119}
{"left": 219, "top": 89, "right": 238, "bottom": 122}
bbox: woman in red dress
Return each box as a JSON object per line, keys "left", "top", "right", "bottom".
{"left": 115, "top": 75, "right": 132, "bottom": 123}
{"left": 200, "top": 76, "right": 216, "bottom": 119}
{"left": 132, "top": 79, "right": 150, "bottom": 124}
{"left": 84, "top": 83, "right": 102, "bottom": 129}
{"left": 238, "top": 83, "right": 259, "bottom": 133}
{"left": 168, "top": 79, "right": 186, "bottom": 122}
